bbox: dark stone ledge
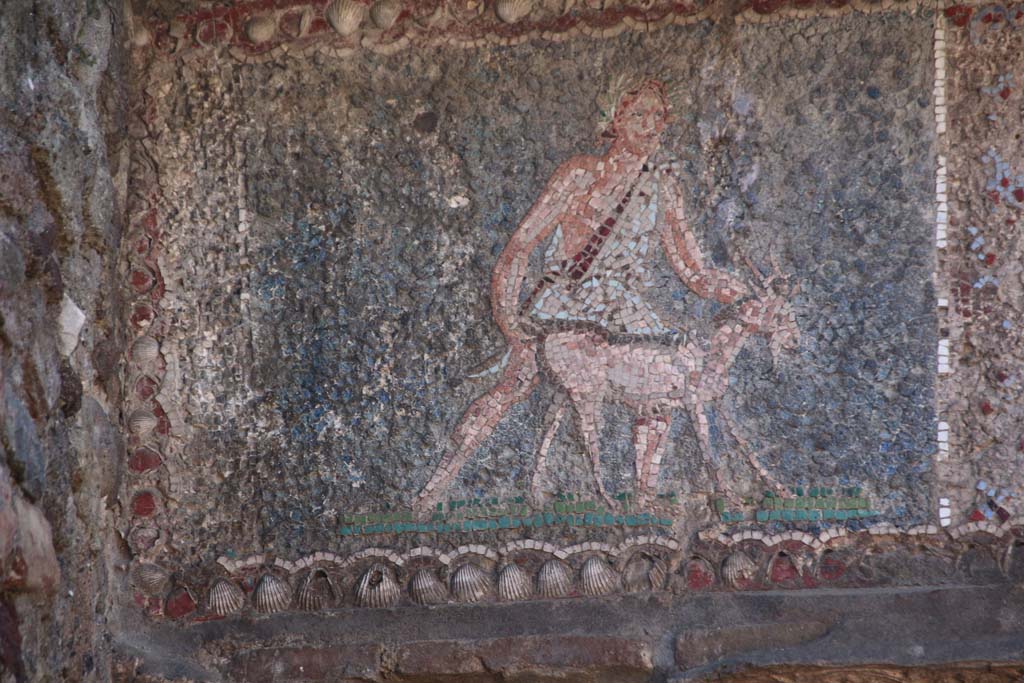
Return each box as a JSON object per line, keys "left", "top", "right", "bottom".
{"left": 113, "top": 583, "right": 1024, "bottom": 682}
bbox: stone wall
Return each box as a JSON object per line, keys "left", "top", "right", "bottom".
{"left": 0, "top": 0, "right": 128, "bottom": 679}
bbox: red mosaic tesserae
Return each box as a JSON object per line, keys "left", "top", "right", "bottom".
{"left": 686, "top": 559, "right": 715, "bottom": 590}
{"left": 128, "top": 447, "right": 162, "bottom": 473}
{"left": 770, "top": 554, "right": 800, "bottom": 584}
{"left": 131, "top": 491, "right": 158, "bottom": 517}
{"left": 164, "top": 587, "right": 196, "bottom": 619}
{"left": 818, "top": 553, "right": 847, "bottom": 582}
{"left": 944, "top": 5, "right": 973, "bottom": 27}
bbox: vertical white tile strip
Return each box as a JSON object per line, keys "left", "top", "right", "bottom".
{"left": 934, "top": 11, "right": 952, "bottom": 526}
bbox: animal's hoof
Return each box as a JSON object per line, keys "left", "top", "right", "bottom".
{"left": 414, "top": 491, "right": 439, "bottom": 512}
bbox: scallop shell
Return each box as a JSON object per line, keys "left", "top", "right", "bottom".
{"left": 245, "top": 15, "right": 277, "bottom": 43}
{"left": 722, "top": 551, "right": 757, "bottom": 588}
{"left": 408, "top": 569, "right": 447, "bottom": 605}
{"left": 131, "top": 336, "right": 160, "bottom": 363}
{"left": 370, "top": 0, "right": 401, "bottom": 29}
{"left": 497, "top": 563, "right": 532, "bottom": 602}
{"left": 496, "top": 0, "right": 533, "bottom": 23}
{"left": 128, "top": 409, "right": 158, "bottom": 436}
{"left": 131, "top": 563, "right": 170, "bottom": 596}
{"left": 298, "top": 7, "right": 315, "bottom": 36}
{"left": 253, "top": 573, "right": 291, "bottom": 613}
{"left": 169, "top": 19, "right": 187, "bottom": 39}
{"left": 326, "top": 0, "right": 365, "bottom": 36}
{"left": 536, "top": 559, "right": 573, "bottom": 598}
{"left": 298, "top": 569, "right": 335, "bottom": 610}
{"left": 623, "top": 553, "right": 667, "bottom": 592}
{"left": 579, "top": 556, "right": 620, "bottom": 596}
{"left": 450, "top": 563, "right": 490, "bottom": 603}
{"left": 355, "top": 564, "right": 401, "bottom": 608}
{"left": 208, "top": 578, "right": 245, "bottom": 616}
{"left": 131, "top": 22, "right": 152, "bottom": 48}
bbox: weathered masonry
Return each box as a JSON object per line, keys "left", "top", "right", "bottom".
{"left": 2, "top": 0, "right": 1024, "bottom": 680}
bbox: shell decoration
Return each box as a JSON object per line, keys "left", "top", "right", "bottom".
{"left": 298, "top": 7, "right": 315, "bottom": 37}
{"left": 623, "top": 553, "right": 667, "bottom": 592}
{"left": 130, "top": 22, "right": 152, "bottom": 48}
{"left": 580, "top": 556, "right": 620, "bottom": 596}
{"left": 298, "top": 569, "right": 336, "bottom": 610}
{"left": 326, "top": 0, "right": 366, "bottom": 36}
{"left": 722, "top": 551, "right": 757, "bottom": 588}
{"left": 409, "top": 568, "right": 447, "bottom": 605}
{"left": 649, "top": 557, "right": 667, "bottom": 590}
{"left": 128, "top": 409, "right": 159, "bottom": 436}
{"left": 370, "top": 0, "right": 402, "bottom": 30}
{"left": 131, "top": 336, "right": 160, "bottom": 363}
{"left": 496, "top": 0, "right": 534, "bottom": 23}
{"left": 355, "top": 564, "right": 401, "bottom": 608}
{"left": 132, "top": 563, "right": 170, "bottom": 596}
{"left": 497, "top": 563, "right": 532, "bottom": 602}
{"left": 450, "top": 563, "right": 490, "bottom": 603}
{"left": 253, "top": 573, "right": 291, "bottom": 613}
{"left": 536, "top": 559, "right": 573, "bottom": 598}
{"left": 245, "top": 15, "right": 277, "bottom": 44}
{"left": 208, "top": 578, "right": 245, "bottom": 616}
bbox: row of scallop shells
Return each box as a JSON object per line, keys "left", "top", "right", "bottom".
{"left": 185, "top": 555, "right": 669, "bottom": 616}
{"left": 244, "top": 0, "right": 542, "bottom": 44}
{"left": 244, "top": 0, "right": 402, "bottom": 44}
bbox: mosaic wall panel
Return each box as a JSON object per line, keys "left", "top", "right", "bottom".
{"left": 936, "top": 4, "right": 1024, "bottom": 526}
{"left": 119, "top": 0, "right": 999, "bottom": 618}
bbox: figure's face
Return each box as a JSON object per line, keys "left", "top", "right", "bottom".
{"left": 613, "top": 87, "right": 668, "bottom": 149}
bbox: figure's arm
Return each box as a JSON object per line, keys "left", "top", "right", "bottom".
{"left": 490, "top": 158, "right": 584, "bottom": 342}
{"left": 657, "top": 172, "right": 749, "bottom": 305}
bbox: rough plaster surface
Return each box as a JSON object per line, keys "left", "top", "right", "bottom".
{"left": 0, "top": 0, "right": 129, "bottom": 679}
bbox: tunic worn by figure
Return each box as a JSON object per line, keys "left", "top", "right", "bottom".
{"left": 524, "top": 168, "right": 672, "bottom": 337}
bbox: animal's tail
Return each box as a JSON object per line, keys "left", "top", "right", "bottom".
{"left": 466, "top": 346, "right": 512, "bottom": 378}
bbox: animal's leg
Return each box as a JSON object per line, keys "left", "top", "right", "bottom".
{"left": 416, "top": 345, "right": 539, "bottom": 510}
{"left": 573, "top": 394, "right": 613, "bottom": 507}
{"left": 633, "top": 413, "right": 671, "bottom": 505}
{"left": 690, "top": 404, "right": 724, "bottom": 495}
{"left": 532, "top": 396, "right": 568, "bottom": 506}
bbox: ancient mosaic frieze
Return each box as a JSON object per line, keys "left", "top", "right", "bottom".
{"left": 118, "top": 0, "right": 1024, "bottom": 620}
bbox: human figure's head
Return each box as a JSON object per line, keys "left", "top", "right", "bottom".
{"left": 607, "top": 79, "right": 669, "bottom": 154}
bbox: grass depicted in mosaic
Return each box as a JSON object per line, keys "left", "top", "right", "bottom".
{"left": 342, "top": 491, "right": 678, "bottom": 535}
{"left": 735, "top": 486, "right": 880, "bottom": 524}
{"left": 338, "top": 484, "right": 878, "bottom": 537}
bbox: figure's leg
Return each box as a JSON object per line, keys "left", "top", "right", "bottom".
{"left": 416, "top": 345, "right": 539, "bottom": 509}
{"left": 690, "top": 404, "right": 740, "bottom": 507}
{"left": 573, "top": 394, "right": 613, "bottom": 507}
{"left": 689, "top": 404, "right": 725, "bottom": 496}
{"left": 633, "top": 413, "right": 671, "bottom": 505}
{"left": 532, "top": 396, "right": 567, "bottom": 506}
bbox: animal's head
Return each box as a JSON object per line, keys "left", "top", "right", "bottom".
{"left": 738, "top": 256, "right": 801, "bottom": 365}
